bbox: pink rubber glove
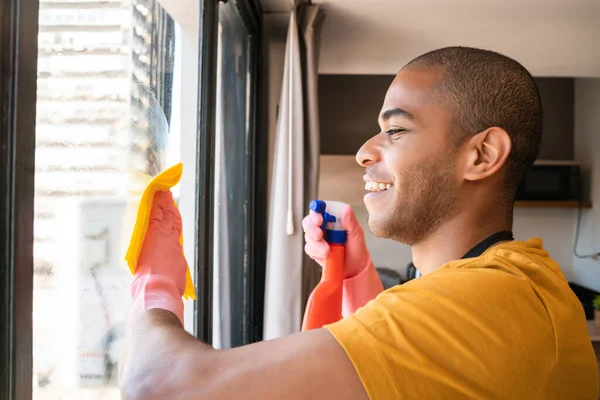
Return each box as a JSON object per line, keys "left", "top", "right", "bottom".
{"left": 129, "top": 191, "right": 187, "bottom": 327}
{"left": 302, "top": 204, "right": 384, "bottom": 316}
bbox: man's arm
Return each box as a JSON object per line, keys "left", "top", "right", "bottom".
{"left": 119, "top": 309, "right": 367, "bottom": 400}
{"left": 121, "top": 192, "right": 367, "bottom": 399}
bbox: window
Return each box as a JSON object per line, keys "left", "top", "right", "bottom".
{"left": 1, "top": 0, "right": 265, "bottom": 398}
{"left": 31, "top": 0, "right": 196, "bottom": 397}
{"left": 212, "top": 0, "right": 262, "bottom": 349}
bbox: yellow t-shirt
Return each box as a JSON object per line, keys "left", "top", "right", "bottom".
{"left": 326, "top": 238, "right": 599, "bottom": 399}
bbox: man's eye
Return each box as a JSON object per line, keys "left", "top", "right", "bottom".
{"left": 386, "top": 128, "right": 406, "bottom": 136}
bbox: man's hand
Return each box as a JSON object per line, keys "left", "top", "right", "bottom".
{"left": 302, "top": 204, "right": 384, "bottom": 315}
{"left": 128, "top": 190, "right": 187, "bottom": 327}
{"left": 302, "top": 204, "right": 372, "bottom": 279}
{"left": 135, "top": 190, "right": 187, "bottom": 292}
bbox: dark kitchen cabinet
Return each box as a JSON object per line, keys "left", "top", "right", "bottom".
{"left": 319, "top": 74, "right": 575, "bottom": 161}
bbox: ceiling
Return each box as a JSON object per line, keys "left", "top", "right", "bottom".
{"left": 262, "top": 0, "right": 600, "bottom": 77}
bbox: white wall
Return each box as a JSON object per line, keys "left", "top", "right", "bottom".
{"left": 262, "top": 1, "right": 600, "bottom": 79}
{"left": 573, "top": 79, "right": 600, "bottom": 290}
{"left": 315, "top": 0, "right": 600, "bottom": 77}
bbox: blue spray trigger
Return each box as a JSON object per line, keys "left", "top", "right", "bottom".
{"left": 308, "top": 199, "right": 348, "bottom": 245}
{"left": 309, "top": 200, "right": 336, "bottom": 232}
{"left": 321, "top": 212, "right": 336, "bottom": 232}
{"left": 309, "top": 200, "right": 326, "bottom": 213}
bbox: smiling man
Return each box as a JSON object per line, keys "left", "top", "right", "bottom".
{"left": 119, "top": 47, "right": 599, "bottom": 399}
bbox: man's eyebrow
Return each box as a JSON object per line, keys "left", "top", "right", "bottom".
{"left": 379, "top": 107, "right": 415, "bottom": 122}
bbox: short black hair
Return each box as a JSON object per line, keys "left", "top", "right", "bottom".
{"left": 405, "top": 46, "right": 543, "bottom": 201}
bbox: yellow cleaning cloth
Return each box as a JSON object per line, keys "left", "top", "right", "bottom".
{"left": 124, "top": 162, "right": 196, "bottom": 300}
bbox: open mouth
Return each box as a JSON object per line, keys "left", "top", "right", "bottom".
{"left": 364, "top": 181, "right": 393, "bottom": 192}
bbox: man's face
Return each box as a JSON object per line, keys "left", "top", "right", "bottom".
{"left": 356, "top": 67, "right": 462, "bottom": 245}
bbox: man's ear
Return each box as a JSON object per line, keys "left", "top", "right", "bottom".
{"left": 462, "top": 127, "right": 512, "bottom": 182}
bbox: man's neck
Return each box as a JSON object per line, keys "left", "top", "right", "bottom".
{"left": 411, "top": 210, "right": 512, "bottom": 275}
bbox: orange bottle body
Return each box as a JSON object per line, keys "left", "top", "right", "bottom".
{"left": 302, "top": 244, "right": 345, "bottom": 331}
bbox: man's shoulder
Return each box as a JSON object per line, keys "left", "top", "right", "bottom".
{"left": 434, "top": 237, "right": 567, "bottom": 289}
{"left": 396, "top": 257, "right": 533, "bottom": 298}
{"left": 370, "top": 255, "right": 559, "bottom": 330}
{"left": 378, "top": 273, "right": 516, "bottom": 313}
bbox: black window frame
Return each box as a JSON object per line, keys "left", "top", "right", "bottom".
{"left": 235, "top": 0, "right": 267, "bottom": 346}
{"left": 194, "top": 0, "right": 267, "bottom": 346}
{"left": 0, "top": 0, "right": 39, "bottom": 398}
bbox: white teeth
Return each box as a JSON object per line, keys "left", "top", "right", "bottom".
{"left": 364, "top": 181, "right": 393, "bottom": 192}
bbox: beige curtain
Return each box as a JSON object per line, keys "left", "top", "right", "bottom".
{"left": 300, "top": 4, "right": 326, "bottom": 315}
{"left": 263, "top": 3, "right": 325, "bottom": 340}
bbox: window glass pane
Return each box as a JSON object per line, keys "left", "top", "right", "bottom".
{"left": 213, "top": 1, "right": 251, "bottom": 349}
{"left": 32, "top": 0, "right": 198, "bottom": 397}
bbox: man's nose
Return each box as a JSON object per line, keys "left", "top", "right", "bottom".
{"left": 356, "top": 134, "right": 382, "bottom": 167}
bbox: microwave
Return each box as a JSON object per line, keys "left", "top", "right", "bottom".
{"left": 515, "top": 160, "right": 581, "bottom": 201}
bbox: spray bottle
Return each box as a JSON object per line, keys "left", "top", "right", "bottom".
{"left": 302, "top": 199, "right": 347, "bottom": 331}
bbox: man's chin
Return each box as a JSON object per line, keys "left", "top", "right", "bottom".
{"left": 367, "top": 214, "right": 416, "bottom": 244}
{"left": 367, "top": 216, "right": 392, "bottom": 239}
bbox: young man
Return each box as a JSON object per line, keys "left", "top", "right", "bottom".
{"left": 119, "top": 47, "right": 599, "bottom": 399}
